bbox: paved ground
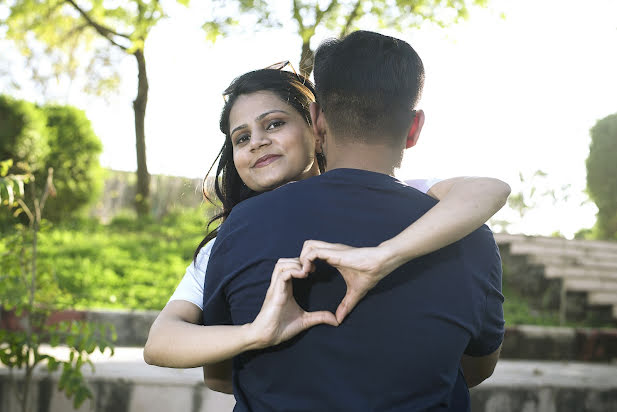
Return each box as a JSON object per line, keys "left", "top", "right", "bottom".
{"left": 3, "top": 345, "right": 615, "bottom": 388}
{"left": 2, "top": 346, "right": 617, "bottom": 412}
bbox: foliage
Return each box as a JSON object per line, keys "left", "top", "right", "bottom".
{"left": 37, "top": 104, "right": 103, "bottom": 222}
{"left": 0, "top": 95, "right": 104, "bottom": 224}
{"left": 0, "top": 160, "right": 115, "bottom": 412}
{"left": 0, "top": 94, "right": 49, "bottom": 173}
{"left": 586, "top": 113, "right": 617, "bottom": 240}
{"left": 203, "top": 0, "right": 490, "bottom": 75}
{"left": 0, "top": 207, "right": 212, "bottom": 310}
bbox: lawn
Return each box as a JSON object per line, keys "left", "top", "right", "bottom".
{"left": 1, "top": 208, "right": 608, "bottom": 327}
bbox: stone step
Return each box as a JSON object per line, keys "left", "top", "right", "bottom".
{"left": 544, "top": 265, "right": 617, "bottom": 280}
{"left": 495, "top": 233, "right": 617, "bottom": 253}
{"left": 528, "top": 255, "right": 617, "bottom": 272}
{"left": 2, "top": 347, "right": 617, "bottom": 412}
{"left": 589, "top": 292, "right": 617, "bottom": 306}
{"left": 564, "top": 278, "right": 617, "bottom": 293}
{"left": 508, "top": 242, "right": 617, "bottom": 261}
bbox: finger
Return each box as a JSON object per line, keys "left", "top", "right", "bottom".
{"left": 335, "top": 291, "right": 365, "bottom": 323}
{"left": 301, "top": 310, "right": 339, "bottom": 329}
{"left": 302, "top": 248, "right": 344, "bottom": 270}
{"left": 272, "top": 261, "right": 304, "bottom": 281}
{"left": 303, "top": 240, "right": 347, "bottom": 250}
{"left": 276, "top": 257, "right": 301, "bottom": 265}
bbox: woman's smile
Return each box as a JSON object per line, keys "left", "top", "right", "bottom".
{"left": 253, "top": 154, "right": 282, "bottom": 168}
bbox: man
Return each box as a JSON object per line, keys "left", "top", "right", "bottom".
{"left": 203, "top": 31, "right": 504, "bottom": 411}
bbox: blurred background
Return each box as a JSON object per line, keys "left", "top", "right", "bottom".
{"left": 1, "top": 1, "right": 616, "bottom": 411}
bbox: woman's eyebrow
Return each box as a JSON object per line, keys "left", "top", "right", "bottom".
{"left": 256, "top": 109, "right": 289, "bottom": 121}
{"left": 231, "top": 110, "right": 289, "bottom": 137}
{"left": 230, "top": 123, "right": 248, "bottom": 137}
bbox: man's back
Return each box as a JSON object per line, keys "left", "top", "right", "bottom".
{"left": 204, "top": 168, "right": 504, "bottom": 411}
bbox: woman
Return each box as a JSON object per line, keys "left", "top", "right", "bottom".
{"left": 143, "top": 68, "right": 510, "bottom": 389}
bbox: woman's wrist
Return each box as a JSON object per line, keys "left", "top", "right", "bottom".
{"left": 243, "top": 322, "right": 268, "bottom": 351}
{"left": 376, "top": 239, "right": 412, "bottom": 276}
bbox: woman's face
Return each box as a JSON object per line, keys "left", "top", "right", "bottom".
{"left": 229, "top": 91, "right": 320, "bottom": 192}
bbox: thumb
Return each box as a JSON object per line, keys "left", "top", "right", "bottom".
{"left": 335, "top": 291, "right": 364, "bottom": 323}
{"left": 302, "top": 310, "right": 339, "bottom": 329}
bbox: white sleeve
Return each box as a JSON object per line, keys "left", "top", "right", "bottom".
{"left": 167, "top": 238, "right": 215, "bottom": 310}
{"left": 404, "top": 178, "right": 442, "bottom": 194}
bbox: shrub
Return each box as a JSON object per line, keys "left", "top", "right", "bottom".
{"left": 0, "top": 94, "right": 49, "bottom": 173}
{"left": 0, "top": 95, "right": 104, "bottom": 223}
{"left": 37, "top": 104, "right": 103, "bottom": 221}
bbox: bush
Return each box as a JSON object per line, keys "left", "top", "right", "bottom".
{"left": 0, "top": 94, "right": 50, "bottom": 173}
{"left": 0, "top": 95, "right": 103, "bottom": 223}
{"left": 37, "top": 104, "right": 103, "bottom": 221}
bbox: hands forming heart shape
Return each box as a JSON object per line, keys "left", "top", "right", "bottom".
{"left": 249, "top": 240, "right": 400, "bottom": 350}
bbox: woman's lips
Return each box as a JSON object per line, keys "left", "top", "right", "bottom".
{"left": 254, "top": 154, "right": 281, "bottom": 168}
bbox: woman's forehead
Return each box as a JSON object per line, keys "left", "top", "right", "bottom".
{"left": 229, "top": 91, "right": 295, "bottom": 126}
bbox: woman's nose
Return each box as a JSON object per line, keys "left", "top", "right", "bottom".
{"left": 249, "top": 130, "right": 271, "bottom": 150}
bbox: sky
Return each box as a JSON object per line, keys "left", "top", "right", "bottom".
{"left": 2, "top": 0, "right": 616, "bottom": 238}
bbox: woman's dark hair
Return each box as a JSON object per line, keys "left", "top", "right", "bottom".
{"left": 194, "top": 69, "right": 325, "bottom": 260}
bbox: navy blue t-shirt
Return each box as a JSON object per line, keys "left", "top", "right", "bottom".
{"left": 204, "top": 168, "right": 504, "bottom": 412}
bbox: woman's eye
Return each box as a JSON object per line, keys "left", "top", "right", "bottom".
{"left": 235, "top": 134, "right": 250, "bottom": 145}
{"left": 266, "top": 120, "right": 285, "bottom": 130}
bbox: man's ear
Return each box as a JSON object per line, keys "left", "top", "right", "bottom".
{"left": 310, "top": 102, "right": 326, "bottom": 150}
{"left": 406, "top": 109, "right": 425, "bottom": 149}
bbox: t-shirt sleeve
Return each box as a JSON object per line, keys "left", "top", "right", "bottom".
{"left": 404, "top": 178, "right": 442, "bottom": 194}
{"left": 464, "top": 248, "right": 505, "bottom": 357}
{"left": 167, "top": 239, "right": 215, "bottom": 310}
{"left": 203, "top": 221, "right": 237, "bottom": 326}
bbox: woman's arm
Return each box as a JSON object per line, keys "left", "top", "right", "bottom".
{"left": 143, "top": 258, "right": 338, "bottom": 368}
{"left": 299, "top": 176, "right": 511, "bottom": 322}
{"left": 143, "top": 300, "right": 258, "bottom": 368}
{"left": 385, "top": 176, "right": 511, "bottom": 267}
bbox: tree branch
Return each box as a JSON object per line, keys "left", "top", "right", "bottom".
{"left": 64, "top": 0, "right": 130, "bottom": 51}
{"left": 340, "top": 0, "right": 362, "bottom": 37}
{"left": 315, "top": 0, "right": 338, "bottom": 26}
{"left": 292, "top": 0, "right": 305, "bottom": 33}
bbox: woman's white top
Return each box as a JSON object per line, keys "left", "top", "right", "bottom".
{"left": 168, "top": 178, "right": 440, "bottom": 310}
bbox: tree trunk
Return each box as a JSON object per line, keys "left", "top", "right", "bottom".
{"left": 132, "top": 49, "right": 150, "bottom": 217}
{"left": 299, "top": 41, "right": 314, "bottom": 77}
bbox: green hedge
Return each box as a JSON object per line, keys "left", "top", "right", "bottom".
{"left": 0, "top": 95, "right": 103, "bottom": 223}
{"left": 0, "top": 94, "right": 49, "bottom": 173}
{"left": 37, "top": 104, "right": 103, "bottom": 221}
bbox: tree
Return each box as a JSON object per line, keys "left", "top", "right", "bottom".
{"left": 1, "top": 0, "right": 191, "bottom": 217}
{"left": 203, "top": 0, "right": 489, "bottom": 76}
{"left": 586, "top": 113, "right": 617, "bottom": 240}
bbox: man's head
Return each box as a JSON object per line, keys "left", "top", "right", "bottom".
{"left": 312, "top": 31, "right": 425, "bottom": 150}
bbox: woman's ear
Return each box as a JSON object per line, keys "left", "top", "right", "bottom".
{"left": 406, "top": 109, "right": 425, "bottom": 149}
{"left": 310, "top": 102, "right": 326, "bottom": 149}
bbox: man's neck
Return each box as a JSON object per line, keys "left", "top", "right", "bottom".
{"left": 325, "top": 142, "right": 404, "bottom": 176}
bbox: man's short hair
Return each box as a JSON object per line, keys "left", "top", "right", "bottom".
{"left": 313, "top": 30, "right": 424, "bottom": 143}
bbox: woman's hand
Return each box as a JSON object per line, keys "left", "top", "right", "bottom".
{"left": 299, "top": 241, "right": 399, "bottom": 323}
{"left": 249, "top": 258, "right": 339, "bottom": 349}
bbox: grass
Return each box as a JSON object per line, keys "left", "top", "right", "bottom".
{"left": 1, "top": 208, "right": 609, "bottom": 327}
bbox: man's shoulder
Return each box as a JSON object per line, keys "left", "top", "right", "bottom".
{"left": 458, "top": 224, "right": 502, "bottom": 277}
